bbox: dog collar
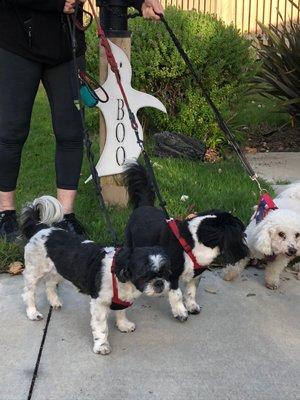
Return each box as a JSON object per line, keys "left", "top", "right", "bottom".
{"left": 167, "top": 219, "right": 207, "bottom": 276}
{"left": 255, "top": 193, "right": 278, "bottom": 224}
{"left": 110, "top": 249, "right": 133, "bottom": 311}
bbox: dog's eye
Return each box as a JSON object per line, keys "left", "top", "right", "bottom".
{"left": 296, "top": 233, "right": 300, "bottom": 239}
{"left": 278, "top": 232, "right": 286, "bottom": 239}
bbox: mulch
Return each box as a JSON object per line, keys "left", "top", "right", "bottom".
{"left": 242, "top": 124, "right": 300, "bottom": 153}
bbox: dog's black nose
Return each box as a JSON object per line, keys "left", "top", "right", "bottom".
{"left": 153, "top": 279, "right": 164, "bottom": 293}
{"left": 287, "top": 247, "right": 297, "bottom": 256}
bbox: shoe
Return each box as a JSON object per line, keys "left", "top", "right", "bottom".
{"left": 55, "top": 213, "right": 88, "bottom": 240}
{"left": 0, "top": 210, "right": 20, "bottom": 242}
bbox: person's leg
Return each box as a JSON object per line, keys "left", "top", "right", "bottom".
{"left": 42, "top": 58, "right": 84, "bottom": 215}
{"left": 0, "top": 48, "right": 41, "bottom": 239}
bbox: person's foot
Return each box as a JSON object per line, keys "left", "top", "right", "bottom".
{"left": 0, "top": 210, "right": 20, "bottom": 242}
{"left": 55, "top": 213, "right": 88, "bottom": 240}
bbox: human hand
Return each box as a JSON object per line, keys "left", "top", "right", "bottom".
{"left": 63, "top": 0, "right": 76, "bottom": 14}
{"left": 141, "top": 0, "right": 164, "bottom": 20}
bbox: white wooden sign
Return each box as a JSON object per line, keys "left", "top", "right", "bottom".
{"left": 85, "top": 40, "right": 167, "bottom": 182}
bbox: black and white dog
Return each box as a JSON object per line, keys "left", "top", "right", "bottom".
{"left": 21, "top": 196, "right": 171, "bottom": 355}
{"left": 124, "top": 163, "right": 249, "bottom": 321}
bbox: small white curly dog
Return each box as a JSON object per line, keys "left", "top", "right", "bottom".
{"left": 223, "top": 182, "right": 300, "bottom": 289}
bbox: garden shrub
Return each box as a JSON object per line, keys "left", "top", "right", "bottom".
{"left": 85, "top": 7, "right": 256, "bottom": 148}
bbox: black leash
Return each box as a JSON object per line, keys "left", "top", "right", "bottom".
{"left": 27, "top": 307, "right": 53, "bottom": 400}
{"left": 158, "top": 13, "right": 260, "bottom": 186}
{"left": 67, "top": 4, "right": 119, "bottom": 245}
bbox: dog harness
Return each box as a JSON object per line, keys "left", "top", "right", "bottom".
{"left": 254, "top": 193, "right": 278, "bottom": 224}
{"left": 167, "top": 219, "right": 207, "bottom": 277}
{"left": 110, "top": 250, "right": 133, "bottom": 311}
{"left": 253, "top": 193, "right": 278, "bottom": 262}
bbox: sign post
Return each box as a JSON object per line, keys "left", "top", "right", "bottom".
{"left": 93, "top": 1, "right": 166, "bottom": 205}
{"left": 96, "top": 0, "right": 131, "bottom": 206}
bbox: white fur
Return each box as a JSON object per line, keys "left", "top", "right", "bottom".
{"left": 149, "top": 254, "right": 164, "bottom": 272}
{"left": 168, "top": 216, "right": 220, "bottom": 321}
{"left": 31, "top": 196, "right": 64, "bottom": 225}
{"left": 224, "top": 183, "right": 300, "bottom": 289}
{"left": 143, "top": 280, "right": 170, "bottom": 297}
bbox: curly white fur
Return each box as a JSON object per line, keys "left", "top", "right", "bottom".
{"left": 224, "top": 183, "right": 300, "bottom": 289}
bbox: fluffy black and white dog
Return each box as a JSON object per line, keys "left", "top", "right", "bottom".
{"left": 124, "top": 163, "right": 249, "bottom": 322}
{"left": 21, "top": 196, "right": 171, "bottom": 355}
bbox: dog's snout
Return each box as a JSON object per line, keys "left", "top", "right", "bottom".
{"left": 153, "top": 279, "right": 164, "bottom": 293}
{"left": 287, "top": 247, "right": 297, "bottom": 256}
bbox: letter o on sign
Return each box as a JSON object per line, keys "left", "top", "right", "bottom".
{"left": 116, "top": 146, "right": 126, "bottom": 166}
{"left": 116, "top": 123, "right": 125, "bottom": 143}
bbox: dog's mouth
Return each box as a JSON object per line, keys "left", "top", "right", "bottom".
{"left": 285, "top": 251, "right": 297, "bottom": 257}
{"left": 143, "top": 280, "right": 170, "bottom": 297}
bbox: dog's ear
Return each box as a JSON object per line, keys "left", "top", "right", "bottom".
{"left": 253, "top": 223, "right": 273, "bottom": 256}
{"left": 114, "top": 246, "right": 132, "bottom": 283}
{"left": 221, "top": 223, "right": 249, "bottom": 264}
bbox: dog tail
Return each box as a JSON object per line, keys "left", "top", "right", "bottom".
{"left": 124, "top": 162, "right": 155, "bottom": 208}
{"left": 20, "top": 196, "right": 64, "bottom": 239}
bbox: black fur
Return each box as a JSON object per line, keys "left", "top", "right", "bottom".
{"left": 124, "top": 163, "right": 249, "bottom": 290}
{"left": 125, "top": 162, "right": 155, "bottom": 208}
{"left": 21, "top": 205, "right": 49, "bottom": 240}
{"left": 21, "top": 205, "right": 171, "bottom": 302}
{"left": 115, "top": 246, "right": 171, "bottom": 292}
{"left": 196, "top": 209, "right": 248, "bottom": 264}
{"left": 45, "top": 231, "right": 107, "bottom": 298}
{"left": 44, "top": 231, "right": 171, "bottom": 299}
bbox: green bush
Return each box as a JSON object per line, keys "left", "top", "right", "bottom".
{"left": 85, "top": 7, "right": 256, "bottom": 148}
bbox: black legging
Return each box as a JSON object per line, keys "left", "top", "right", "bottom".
{"left": 0, "top": 48, "right": 84, "bottom": 192}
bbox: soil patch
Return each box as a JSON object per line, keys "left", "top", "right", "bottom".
{"left": 243, "top": 124, "right": 300, "bottom": 153}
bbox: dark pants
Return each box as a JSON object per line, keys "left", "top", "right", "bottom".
{"left": 0, "top": 48, "right": 84, "bottom": 192}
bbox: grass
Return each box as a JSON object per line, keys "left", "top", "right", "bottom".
{"left": 233, "top": 94, "right": 288, "bottom": 129}
{"left": 0, "top": 87, "right": 273, "bottom": 272}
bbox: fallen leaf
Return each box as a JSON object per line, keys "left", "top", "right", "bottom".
{"left": 246, "top": 293, "right": 256, "bottom": 297}
{"left": 205, "top": 288, "right": 218, "bottom": 294}
{"left": 244, "top": 146, "right": 258, "bottom": 154}
{"left": 8, "top": 261, "right": 24, "bottom": 276}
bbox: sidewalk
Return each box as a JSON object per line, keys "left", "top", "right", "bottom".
{"left": 1, "top": 152, "right": 299, "bottom": 400}
{"left": 1, "top": 268, "right": 299, "bottom": 400}
{"left": 247, "top": 152, "right": 300, "bottom": 184}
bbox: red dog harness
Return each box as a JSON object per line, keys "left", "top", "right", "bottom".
{"left": 167, "top": 219, "right": 207, "bottom": 276}
{"left": 254, "top": 193, "right": 278, "bottom": 224}
{"left": 110, "top": 250, "right": 133, "bottom": 311}
{"left": 253, "top": 192, "right": 278, "bottom": 262}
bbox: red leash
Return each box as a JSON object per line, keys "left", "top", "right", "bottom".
{"left": 167, "top": 219, "right": 207, "bottom": 274}
{"left": 87, "top": 0, "right": 139, "bottom": 132}
{"left": 110, "top": 249, "right": 133, "bottom": 310}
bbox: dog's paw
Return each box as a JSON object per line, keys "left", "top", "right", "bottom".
{"left": 27, "top": 309, "right": 43, "bottom": 321}
{"left": 174, "top": 311, "right": 188, "bottom": 322}
{"left": 50, "top": 299, "right": 62, "bottom": 310}
{"left": 116, "top": 320, "right": 136, "bottom": 333}
{"left": 93, "top": 341, "right": 111, "bottom": 355}
{"left": 265, "top": 281, "right": 279, "bottom": 290}
{"left": 223, "top": 267, "right": 240, "bottom": 281}
{"left": 186, "top": 303, "right": 202, "bottom": 315}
